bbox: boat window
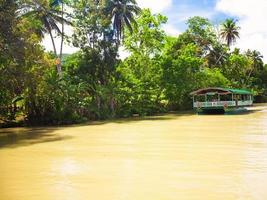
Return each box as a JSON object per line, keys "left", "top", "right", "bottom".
{"left": 220, "top": 94, "right": 232, "bottom": 101}
{"left": 241, "top": 95, "right": 248, "bottom": 101}
{"left": 233, "top": 94, "right": 241, "bottom": 100}
{"left": 195, "top": 95, "right": 205, "bottom": 102}
{"left": 206, "top": 94, "right": 218, "bottom": 102}
{"left": 244, "top": 95, "right": 251, "bottom": 101}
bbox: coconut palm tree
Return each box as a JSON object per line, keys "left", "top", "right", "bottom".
{"left": 21, "top": 0, "right": 71, "bottom": 75}
{"left": 220, "top": 18, "right": 240, "bottom": 47}
{"left": 50, "top": 0, "right": 69, "bottom": 75}
{"left": 246, "top": 50, "right": 264, "bottom": 68}
{"left": 107, "top": 0, "right": 140, "bottom": 42}
{"left": 205, "top": 43, "right": 228, "bottom": 67}
{"left": 246, "top": 49, "right": 264, "bottom": 78}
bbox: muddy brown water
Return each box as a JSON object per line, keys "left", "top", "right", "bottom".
{"left": 1, "top": 105, "right": 267, "bottom": 200}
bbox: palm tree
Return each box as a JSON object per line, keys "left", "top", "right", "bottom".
{"left": 107, "top": 0, "right": 141, "bottom": 41}
{"left": 205, "top": 43, "right": 228, "bottom": 67}
{"left": 246, "top": 50, "right": 263, "bottom": 68}
{"left": 246, "top": 49, "right": 264, "bottom": 78}
{"left": 220, "top": 18, "right": 240, "bottom": 47}
{"left": 50, "top": 0, "right": 69, "bottom": 75}
{"left": 21, "top": 0, "right": 71, "bottom": 75}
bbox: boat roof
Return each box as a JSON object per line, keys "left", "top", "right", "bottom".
{"left": 190, "top": 87, "right": 252, "bottom": 95}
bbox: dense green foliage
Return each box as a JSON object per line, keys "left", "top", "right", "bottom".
{"left": 1, "top": 0, "right": 267, "bottom": 125}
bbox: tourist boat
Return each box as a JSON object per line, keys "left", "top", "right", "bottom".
{"left": 190, "top": 87, "right": 253, "bottom": 113}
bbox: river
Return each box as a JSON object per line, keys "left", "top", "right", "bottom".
{"left": 1, "top": 105, "right": 267, "bottom": 200}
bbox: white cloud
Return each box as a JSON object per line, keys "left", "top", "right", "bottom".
{"left": 136, "top": 0, "right": 172, "bottom": 13}
{"left": 216, "top": 0, "right": 266, "bottom": 17}
{"left": 169, "top": 8, "right": 215, "bottom": 23}
{"left": 163, "top": 24, "right": 180, "bottom": 36}
{"left": 135, "top": 0, "right": 181, "bottom": 39}
{"left": 216, "top": 0, "right": 267, "bottom": 62}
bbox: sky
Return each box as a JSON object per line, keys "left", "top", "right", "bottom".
{"left": 43, "top": 0, "right": 267, "bottom": 62}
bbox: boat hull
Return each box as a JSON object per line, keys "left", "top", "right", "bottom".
{"left": 196, "top": 106, "right": 249, "bottom": 114}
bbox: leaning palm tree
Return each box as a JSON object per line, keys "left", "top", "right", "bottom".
{"left": 107, "top": 0, "right": 141, "bottom": 42}
{"left": 20, "top": 0, "right": 71, "bottom": 75}
{"left": 50, "top": 0, "right": 69, "bottom": 75}
{"left": 220, "top": 18, "right": 240, "bottom": 47}
{"left": 205, "top": 43, "right": 228, "bottom": 67}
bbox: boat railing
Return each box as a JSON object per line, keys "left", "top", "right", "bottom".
{"left": 193, "top": 100, "right": 253, "bottom": 108}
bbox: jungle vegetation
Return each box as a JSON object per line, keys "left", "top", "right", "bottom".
{"left": 1, "top": 0, "right": 267, "bottom": 126}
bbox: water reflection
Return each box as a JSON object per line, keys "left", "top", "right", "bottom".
{"left": 0, "top": 127, "right": 72, "bottom": 148}
{"left": 49, "top": 158, "right": 85, "bottom": 200}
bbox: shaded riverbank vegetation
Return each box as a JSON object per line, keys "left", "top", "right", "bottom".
{"left": 1, "top": 0, "right": 267, "bottom": 126}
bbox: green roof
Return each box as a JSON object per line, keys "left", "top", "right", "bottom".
{"left": 190, "top": 87, "right": 252, "bottom": 95}
{"left": 226, "top": 88, "right": 252, "bottom": 95}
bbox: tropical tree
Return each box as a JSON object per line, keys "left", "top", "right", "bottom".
{"left": 107, "top": 0, "right": 141, "bottom": 41}
{"left": 224, "top": 53, "right": 252, "bottom": 87}
{"left": 21, "top": 0, "right": 71, "bottom": 75}
{"left": 245, "top": 49, "right": 264, "bottom": 81}
{"left": 0, "top": 0, "right": 57, "bottom": 123}
{"left": 123, "top": 9, "right": 167, "bottom": 55}
{"left": 246, "top": 50, "right": 264, "bottom": 69}
{"left": 220, "top": 18, "right": 240, "bottom": 47}
{"left": 162, "top": 43, "right": 206, "bottom": 109}
{"left": 205, "top": 43, "right": 228, "bottom": 67}
{"left": 117, "top": 10, "right": 168, "bottom": 115}
{"left": 51, "top": 0, "right": 68, "bottom": 73}
{"left": 186, "top": 16, "right": 217, "bottom": 56}
{"left": 0, "top": 0, "right": 25, "bottom": 121}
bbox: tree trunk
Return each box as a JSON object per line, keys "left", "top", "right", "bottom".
{"left": 48, "top": 29, "right": 61, "bottom": 75}
{"left": 246, "top": 65, "right": 255, "bottom": 85}
{"left": 215, "top": 53, "right": 223, "bottom": 66}
{"left": 97, "top": 95, "right": 101, "bottom": 119}
{"left": 48, "top": 27, "right": 62, "bottom": 76}
{"left": 58, "top": 2, "right": 64, "bottom": 77}
{"left": 110, "top": 95, "right": 115, "bottom": 118}
{"left": 49, "top": 29, "right": 57, "bottom": 56}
